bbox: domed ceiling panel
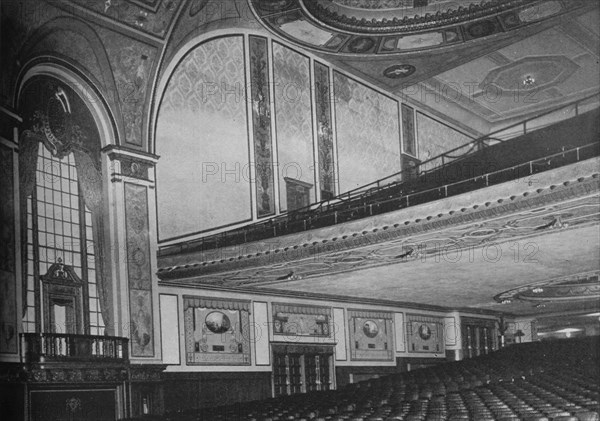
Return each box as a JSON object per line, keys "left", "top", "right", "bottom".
{"left": 250, "top": 0, "right": 571, "bottom": 55}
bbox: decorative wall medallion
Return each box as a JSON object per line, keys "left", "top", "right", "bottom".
{"left": 65, "top": 397, "right": 82, "bottom": 412}
{"left": 363, "top": 320, "right": 379, "bottom": 338}
{"left": 347, "top": 37, "right": 376, "bottom": 53}
{"left": 205, "top": 311, "right": 231, "bottom": 334}
{"left": 384, "top": 64, "right": 416, "bottom": 79}
{"left": 418, "top": 324, "right": 432, "bottom": 340}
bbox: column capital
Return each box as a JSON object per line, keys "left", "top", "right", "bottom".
{"left": 103, "top": 145, "right": 159, "bottom": 183}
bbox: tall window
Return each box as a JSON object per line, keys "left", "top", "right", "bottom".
{"left": 22, "top": 143, "right": 104, "bottom": 335}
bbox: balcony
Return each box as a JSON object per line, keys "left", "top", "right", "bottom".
{"left": 20, "top": 332, "right": 129, "bottom": 363}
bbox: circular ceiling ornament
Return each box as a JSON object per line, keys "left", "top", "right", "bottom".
{"left": 494, "top": 272, "right": 600, "bottom": 304}
{"left": 383, "top": 64, "right": 416, "bottom": 78}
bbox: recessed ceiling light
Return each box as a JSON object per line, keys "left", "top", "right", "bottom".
{"left": 585, "top": 312, "right": 600, "bottom": 317}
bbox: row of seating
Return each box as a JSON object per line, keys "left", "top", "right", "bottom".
{"left": 125, "top": 337, "right": 599, "bottom": 421}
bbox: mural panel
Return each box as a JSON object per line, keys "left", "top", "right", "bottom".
{"left": 406, "top": 314, "right": 444, "bottom": 354}
{"left": 250, "top": 36, "right": 275, "bottom": 217}
{"left": 273, "top": 43, "right": 315, "bottom": 210}
{"left": 183, "top": 296, "right": 251, "bottom": 365}
{"left": 272, "top": 303, "right": 331, "bottom": 338}
{"left": 334, "top": 72, "right": 401, "bottom": 193}
{"left": 348, "top": 309, "right": 394, "bottom": 361}
{"left": 0, "top": 145, "right": 17, "bottom": 353}
{"left": 156, "top": 36, "right": 251, "bottom": 239}
{"left": 124, "top": 183, "right": 154, "bottom": 357}
{"left": 401, "top": 104, "right": 416, "bottom": 156}
{"left": 314, "top": 62, "right": 335, "bottom": 199}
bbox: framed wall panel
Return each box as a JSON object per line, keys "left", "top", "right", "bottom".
{"left": 272, "top": 303, "right": 332, "bottom": 338}
{"left": 348, "top": 309, "right": 394, "bottom": 361}
{"left": 406, "top": 314, "right": 444, "bottom": 354}
{"left": 183, "top": 296, "right": 251, "bottom": 365}
{"left": 333, "top": 307, "right": 347, "bottom": 361}
{"left": 159, "top": 294, "right": 180, "bottom": 365}
{"left": 253, "top": 301, "right": 270, "bottom": 366}
{"left": 394, "top": 312, "right": 406, "bottom": 353}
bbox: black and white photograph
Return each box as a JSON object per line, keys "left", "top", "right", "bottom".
{"left": 0, "top": 0, "right": 599, "bottom": 419}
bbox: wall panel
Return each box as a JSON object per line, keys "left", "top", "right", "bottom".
{"left": 156, "top": 36, "right": 251, "bottom": 239}
{"left": 334, "top": 73, "right": 401, "bottom": 193}
{"left": 273, "top": 43, "right": 314, "bottom": 211}
{"left": 416, "top": 112, "right": 473, "bottom": 163}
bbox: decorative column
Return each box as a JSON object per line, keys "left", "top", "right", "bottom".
{"left": 0, "top": 106, "right": 22, "bottom": 361}
{"left": 104, "top": 146, "right": 161, "bottom": 361}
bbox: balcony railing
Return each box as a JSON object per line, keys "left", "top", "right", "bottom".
{"left": 20, "top": 332, "right": 129, "bottom": 363}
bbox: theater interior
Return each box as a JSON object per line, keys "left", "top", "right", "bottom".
{"left": 0, "top": 0, "right": 599, "bottom": 420}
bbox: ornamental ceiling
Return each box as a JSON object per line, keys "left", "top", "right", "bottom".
{"left": 250, "top": 0, "right": 600, "bottom": 127}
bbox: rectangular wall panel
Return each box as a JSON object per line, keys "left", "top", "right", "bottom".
{"left": 253, "top": 302, "right": 270, "bottom": 365}
{"left": 416, "top": 112, "right": 473, "bottom": 162}
{"left": 155, "top": 36, "right": 251, "bottom": 238}
{"left": 0, "top": 145, "right": 17, "bottom": 353}
{"left": 124, "top": 183, "right": 154, "bottom": 357}
{"left": 273, "top": 43, "right": 315, "bottom": 211}
{"left": 249, "top": 36, "right": 275, "bottom": 217}
{"left": 160, "top": 294, "right": 180, "bottom": 364}
{"left": 333, "top": 308, "right": 347, "bottom": 361}
{"left": 334, "top": 72, "right": 401, "bottom": 193}
{"left": 394, "top": 312, "right": 405, "bottom": 353}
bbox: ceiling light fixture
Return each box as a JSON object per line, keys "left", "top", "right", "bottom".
{"left": 523, "top": 75, "right": 535, "bottom": 86}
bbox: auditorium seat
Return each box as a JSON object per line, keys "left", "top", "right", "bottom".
{"left": 128, "top": 337, "right": 599, "bottom": 421}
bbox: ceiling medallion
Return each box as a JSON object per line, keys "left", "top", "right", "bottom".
{"left": 523, "top": 74, "right": 536, "bottom": 87}
{"left": 494, "top": 272, "right": 600, "bottom": 304}
{"left": 383, "top": 64, "right": 416, "bottom": 79}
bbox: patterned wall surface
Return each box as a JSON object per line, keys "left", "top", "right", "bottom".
{"left": 156, "top": 36, "right": 251, "bottom": 239}
{"left": 124, "top": 183, "right": 154, "bottom": 357}
{"left": 250, "top": 36, "right": 276, "bottom": 217}
{"left": 0, "top": 145, "right": 17, "bottom": 353}
{"left": 334, "top": 72, "right": 401, "bottom": 193}
{"left": 315, "top": 62, "right": 335, "bottom": 198}
{"left": 416, "top": 112, "right": 473, "bottom": 162}
{"left": 273, "top": 43, "right": 315, "bottom": 210}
